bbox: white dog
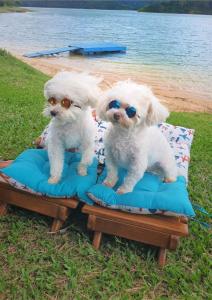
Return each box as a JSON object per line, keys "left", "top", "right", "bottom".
{"left": 98, "top": 80, "right": 177, "bottom": 194}
{"left": 43, "top": 71, "right": 102, "bottom": 184}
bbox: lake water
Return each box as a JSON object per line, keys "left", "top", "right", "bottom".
{"left": 0, "top": 7, "right": 212, "bottom": 102}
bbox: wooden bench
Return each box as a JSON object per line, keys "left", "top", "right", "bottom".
{"left": 1, "top": 160, "right": 189, "bottom": 265}
{"left": 0, "top": 161, "right": 79, "bottom": 232}
{"left": 82, "top": 205, "right": 189, "bottom": 267}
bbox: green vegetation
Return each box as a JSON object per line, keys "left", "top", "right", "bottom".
{"left": 0, "top": 0, "right": 29, "bottom": 12}
{"left": 0, "top": 6, "right": 29, "bottom": 12}
{"left": 139, "top": 0, "right": 212, "bottom": 15}
{"left": 0, "top": 49, "right": 48, "bottom": 159}
{"left": 0, "top": 49, "right": 211, "bottom": 299}
{"left": 0, "top": 0, "right": 20, "bottom": 6}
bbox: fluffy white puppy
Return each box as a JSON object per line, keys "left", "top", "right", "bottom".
{"left": 98, "top": 80, "right": 177, "bottom": 194}
{"left": 43, "top": 71, "right": 101, "bottom": 184}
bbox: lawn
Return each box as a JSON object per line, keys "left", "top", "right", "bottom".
{"left": 0, "top": 50, "right": 211, "bottom": 299}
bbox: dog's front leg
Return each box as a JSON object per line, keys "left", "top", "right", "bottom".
{"left": 117, "top": 160, "right": 147, "bottom": 194}
{"left": 78, "top": 144, "right": 94, "bottom": 176}
{"left": 103, "top": 157, "right": 119, "bottom": 188}
{"left": 48, "top": 142, "right": 64, "bottom": 184}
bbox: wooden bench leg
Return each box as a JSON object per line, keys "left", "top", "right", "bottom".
{"left": 51, "top": 219, "right": 64, "bottom": 233}
{"left": 0, "top": 202, "right": 8, "bottom": 216}
{"left": 93, "top": 231, "right": 102, "bottom": 250}
{"left": 158, "top": 247, "right": 167, "bottom": 267}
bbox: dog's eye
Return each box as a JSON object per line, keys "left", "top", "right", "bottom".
{"left": 61, "top": 98, "right": 72, "bottom": 109}
{"left": 48, "top": 97, "right": 57, "bottom": 105}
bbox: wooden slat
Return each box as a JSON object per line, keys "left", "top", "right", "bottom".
{"left": 82, "top": 205, "right": 188, "bottom": 236}
{"left": 88, "top": 216, "right": 171, "bottom": 249}
{"left": 45, "top": 197, "right": 79, "bottom": 208}
{"left": 0, "top": 186, "right": 70, "bottom": 221}
{"left": 0, "top": 160, "right": 13, "bottom": 168}
{"left": 0, "top": 182, "right": 79, "bottom": 209}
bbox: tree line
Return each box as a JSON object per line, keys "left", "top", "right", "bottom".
{"left": 20, "top": 0, "right": 150, "bottom": 10}
{"left": 0, "top": 0, "right": 20, "bottom": 6}
{"left": 139, "top": 0, "right": 212, "bottom": 15}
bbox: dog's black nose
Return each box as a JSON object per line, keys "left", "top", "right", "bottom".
{"left": 50, "top": 111, "right": 57, "bottom": 117}
{"left": 113, "top": 113, "right": 120, "bottom": 121}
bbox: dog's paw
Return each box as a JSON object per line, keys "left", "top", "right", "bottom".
{"left": 116, "top": 186, "right": 132, "bottom": 194}
{"left": 164, "top": 177, "right": 176, "bottom": 183}
{"left": 48, "top": 176, "right": 60, "bottom": 184}
{"left": 78, "top": 165, "right": 87, "bottom": 176}
{"left": 103, "top": 177, "right": 118, "bottom": 188}
{"left": 103, "top": 180, "right": 114, "bottom": 188}
{"left": 116, "top": 187, "right": 125, "bottom": 194}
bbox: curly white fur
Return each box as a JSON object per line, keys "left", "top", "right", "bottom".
{"left": 98, "top": 80, "right": 177, "bottom": 194}
{"left": 43, "top": 71, "right": 102, "bottom": 184}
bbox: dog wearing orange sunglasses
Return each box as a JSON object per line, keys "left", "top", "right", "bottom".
{"left": 43, "top": 71, "right": 102, "bottom": 184}
{"left": 98, "top": 80, "right": 177, "bottom": 194}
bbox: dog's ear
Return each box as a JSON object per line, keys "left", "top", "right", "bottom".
{"left": 146, "top": 97, "right": 169, "bottom": 125}
{"left": 43, "top": 79, "right": 52, "bottom": 99}
{"left": 96, "top": 96, "right": 109, "bottom": 121}
{"left": 86, "top": 87, "right": 102, "bottom": 108}
{"left": 85, "top": 75, "right": 103, "bottom": 108}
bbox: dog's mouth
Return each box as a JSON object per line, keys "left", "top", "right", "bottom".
{"left": 111, "top": 118, "right": 131, "bottom": 129}
{"left": 113, "top": 118, "right": 119, "bottom": 124}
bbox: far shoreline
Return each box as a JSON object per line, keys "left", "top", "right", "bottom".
{"left": 139, "top": 11, "right": 212, "bottom": 16}
{"left": 0, "top": 6, "right": 31, "bottom": 14}
{"left": 138, "top": 0, "right": 212, "bottom": 16}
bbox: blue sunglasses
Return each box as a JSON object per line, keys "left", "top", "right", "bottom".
{"left": 108, "top": 100, "right": 138, "bottom": 118}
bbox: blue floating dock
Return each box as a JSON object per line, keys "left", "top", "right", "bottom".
{"left": 24, "top": 43, "right": 127, "bottom": 58}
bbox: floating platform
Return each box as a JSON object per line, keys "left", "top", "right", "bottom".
{"left": 24, "top": 43, "right": 127, "bottom": 58}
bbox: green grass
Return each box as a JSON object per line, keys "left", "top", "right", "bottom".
{"left": 0, "top": 49, "right": 49, "bottom": 160}
{"left": 0, "top": 49, "right": 211, "bottom": 299}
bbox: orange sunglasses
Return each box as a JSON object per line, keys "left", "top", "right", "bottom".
{"left": 48, "top": 97, "right": 81, "bottom": 109}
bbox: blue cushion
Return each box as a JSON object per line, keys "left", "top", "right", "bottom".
{"left": 87, "top": 168, "right": 195, "bottom": 217}
{"left": 0, "top": 149, "right": 97, "bottom": 205}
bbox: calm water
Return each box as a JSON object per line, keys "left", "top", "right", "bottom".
{"left": 0, "top": 7, "right": 212, "bottom": 101}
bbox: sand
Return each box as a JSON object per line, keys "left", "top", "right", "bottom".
{"left": 16, "top": 53, "right": 212, "bottom": 113}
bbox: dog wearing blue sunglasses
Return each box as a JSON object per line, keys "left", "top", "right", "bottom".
{"left": 98, "top": 80, "right": 177, "bottom": 194}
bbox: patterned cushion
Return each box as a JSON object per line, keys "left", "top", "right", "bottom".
{"left": 158, "top": 123, "right": 194, "bottom": 149}
{"left": 35, "top": 119, "right": 194, "bottom": 179}
{"left": 0, "top": 172, "right": 42, "bottom": 195}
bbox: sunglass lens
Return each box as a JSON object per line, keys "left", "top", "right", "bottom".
{"left": 48, "top": 97, "right": 57, "bottom": 105}
{"left": 61, "top": 98, "right": 71, "bottom": 109}
{"left": 126, "top": 106, "right": 136, "bottom": 118}
{"left": 109, "top": 100, "right": 121, "bottom": 109}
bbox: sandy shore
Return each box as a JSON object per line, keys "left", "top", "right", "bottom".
{"left": 17, "top": 54, "right": 212, "bottom": 113}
